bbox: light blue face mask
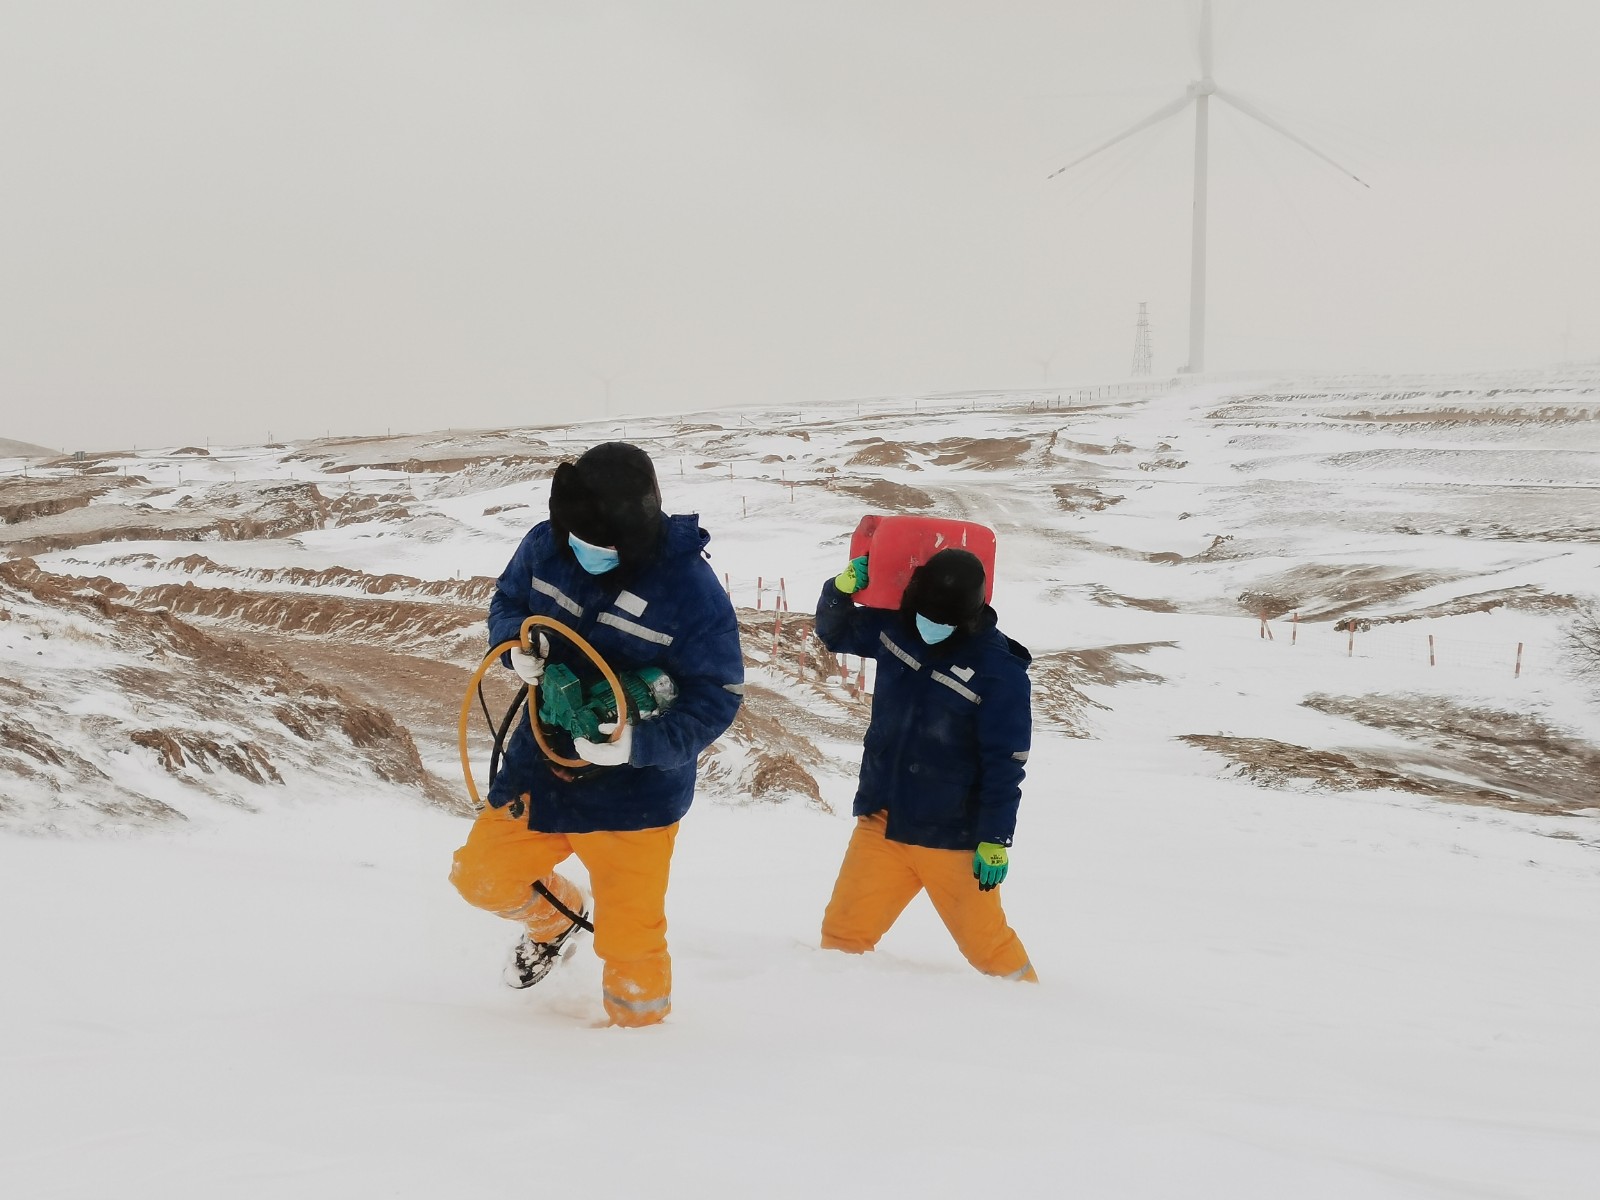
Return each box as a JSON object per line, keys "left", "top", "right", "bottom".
{"left": 915, "top": 613, "right": 956, "bottom": 644}
{"left": 568, "top": 533, "right": 620, "bottom": 575}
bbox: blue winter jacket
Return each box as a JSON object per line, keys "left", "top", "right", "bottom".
{"left": 486, "top": 515, "right": 744, "bottom": 832}
{"left": 816, "top": 581, "right": 1032, "bottom": 851}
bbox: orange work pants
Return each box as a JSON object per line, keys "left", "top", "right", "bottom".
{"left": 450, "top": 803, "right": 679, "bottom": 1027}
{"left": 821, "top": 811, "right": 1036, "bottom": 981}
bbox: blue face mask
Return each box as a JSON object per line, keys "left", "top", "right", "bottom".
{"left": 568, "top": 533, "right": 620, "bottom": 575}
{"left": 915, "top": 613, "right": 956, "bottom": 644}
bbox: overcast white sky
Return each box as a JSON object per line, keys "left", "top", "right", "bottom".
{"left": 3, "top": 1, "right": 1598, "bottom": 451}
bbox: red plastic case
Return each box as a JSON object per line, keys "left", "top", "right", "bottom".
{"left": 847, "top": 514, "right": 997, "bottom": 611}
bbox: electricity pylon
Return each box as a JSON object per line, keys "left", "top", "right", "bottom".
{"left": 1132, "top": 303, "right": 1153, "bottom": 376}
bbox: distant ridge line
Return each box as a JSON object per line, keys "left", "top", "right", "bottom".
{"left": 0, "top": 437, "right": 60, "bottom": 458}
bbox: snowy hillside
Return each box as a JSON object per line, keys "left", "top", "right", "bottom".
{"left": 3, "top": 370, "right": 1599, "bottom": 1197}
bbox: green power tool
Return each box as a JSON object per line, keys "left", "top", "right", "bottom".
{"left": 536, "top": 663, "right": 677, "bottom": 742}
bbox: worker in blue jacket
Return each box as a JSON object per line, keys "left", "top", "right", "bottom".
{"left": 816, "top": 547, "right": 1036, "bottom": 980}
{"left": 449, "top": 442, "right": 744, "bottom": 1026}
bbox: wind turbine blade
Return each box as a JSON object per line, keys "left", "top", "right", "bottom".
{"left": 1213, "top": 89, "right": 1371, "bottom": 188}
{"left": 1047, "top": 93, "right": 1193, "bottom": 180}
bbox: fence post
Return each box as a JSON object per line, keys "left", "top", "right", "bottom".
{"left": 1515, "top": 642, "right": 1523, "bottom": 679}
{"left": 1291, "top": 611, "right": 1298, "bottom": 646}
{"left": 723, "top": 572, "right": 730, "bottom": 599}
{"left": 1347, "top": 625, "right": 1355, "bottom": 657}
{"left": 1428, "top": 634, "right": 1436, "bottom": 667}
{"left": 756, "top": 576, "right": 763, "bottom": 611}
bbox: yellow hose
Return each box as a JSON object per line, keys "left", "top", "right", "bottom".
{"left": 457, "top": 614, "right": 628, "bottom": 808}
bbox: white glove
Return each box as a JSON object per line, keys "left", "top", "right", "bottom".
{"left": 508, "top": 633, "right": 549, "bottom": 686}
{"left": 573, "top": 721, "right": 633, "bottom": 767}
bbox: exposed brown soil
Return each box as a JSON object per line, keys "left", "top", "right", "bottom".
{"left": 0, "top": 480, "right": 337, "bottom": 556}
{"left": 830, "top": 478, "right": 934, "bottom": 511}
{"left": 129, "top": 729, "right": 283, "bottom": 786}
{"left": 1181, "top": 735, "right": 1513, "bottom": 803}
{"left": 738, "top": 609, "right": 841, "bottom": 682}
{"left": 428, "top": 458, "right": 553, "bottom": 498}
{"left": 1056, "top": 438, "right": 1134, "bottom": 456}
{"left": 1335, "top": 406, "right": 1600, "bottom": 425}
{"left": 838, "top": 434, "right": 1044, "bottom": 474}
{"left": 1327, "top": 586, "right": 1577, "bottom": 630}
{"left": 235, "top": 629, "right": 478, "bottom": 762}
{"left": 1302, "top": 694, "right": 1600, "bottom": 814}
{"left": 4, "top": 516, "right": 211, "bottom": 557}
{"left": 846, "top": 440, "right": 919, "bottom": 469}
{"left": 1029, "top": 644, "right": 1169, "bottom": 735}
{"left": 1237, "top": 565, "right": 1467, "bottom": 622}
{"left": 0, "top": 559, "right": 461, "bottom": 823}
{"left": 7, "top": 558, "right": 483, "bottom": 655}
{"left": 2, "top": 712, "right": 78, "bottom": 773}
{"left": 925, "top": 436, "right": 1037, "bottom": 470}
{"left": 0, "top": 476, "right": 134, "bottom": 525}
{"left": 1184, "top": 694, "right": 1600, "bottom": 817}
{"left": 1087, "top": 586, "right": 1178, "bottom": 613}
{"left": 138, "top": 583, "right": 482, "bottom": 650}
{"left": 1053, "top": 532, "right": 1191, "bottom": 566}
{"left": 1053, "top": 483, "right": 1123, "bottom": 512}
{"left": 1210, "top": 389, "right": 1600, "bottom": 427}
{"left": 708, "top": 698, "right": 829, "bottom": 811}
{"left": 104, "top": 553, "right": 495, "bottom": 604}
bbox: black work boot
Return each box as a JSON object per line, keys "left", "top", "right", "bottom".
{"left": 502, "top": 918, "right": 587, "bottom": 989}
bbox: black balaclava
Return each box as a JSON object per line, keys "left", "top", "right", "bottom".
{"left": 548, "top": 442, "right": 664, "bottom": 567}
{"left": 901, "top": 548, "right": 987, "bottom": 631}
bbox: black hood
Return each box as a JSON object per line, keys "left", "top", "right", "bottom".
{"left": 901, "top": 547, "right": 987, "bottom": 630}
{"left": 548, "top": 442, "right": 664, "bottom": 566}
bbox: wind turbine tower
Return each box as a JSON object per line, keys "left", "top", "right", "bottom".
{"left": 1132, "top": 303, "right": 1153, "bottom": 376}
{"left": 1050, "top": 0, "right": 1368, "bottom": 373}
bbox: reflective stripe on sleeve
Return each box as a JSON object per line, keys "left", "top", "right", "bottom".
{"left": 530, "top": 576, "right": 583, "bottom": 618}
{"left": 722, "top": 683, "right": 746, "bottom": 695}
{"left": 598, "top": 612, "right": 674, "bottom": 646}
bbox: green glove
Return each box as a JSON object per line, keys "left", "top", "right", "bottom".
{"left": 833, "top": 555, "right": 869, "bottom": 595}
{"left": 974, "top": 842, "right": 1009, "bottom": 891}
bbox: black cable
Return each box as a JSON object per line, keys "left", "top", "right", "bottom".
{"left": 476, "top": 646, "right": 498, "bottom": 736}
{"left": 487, "top": 684, "right": 528, "bottom": 789}
{"left": 533, "top": 880, "right": 595, "bottom": 933}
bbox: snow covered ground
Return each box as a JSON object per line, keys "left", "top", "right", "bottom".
{"left": 3, "top": 370, "right": 1599, "bottom": 1197}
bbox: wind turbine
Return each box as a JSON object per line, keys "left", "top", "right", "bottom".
{"left": 1049, "top": 0, "right": 1368, "bottom": 373}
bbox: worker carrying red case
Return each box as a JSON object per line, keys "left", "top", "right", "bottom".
{"left": 847, "top": 514, "right": 997, "bottom": 611}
